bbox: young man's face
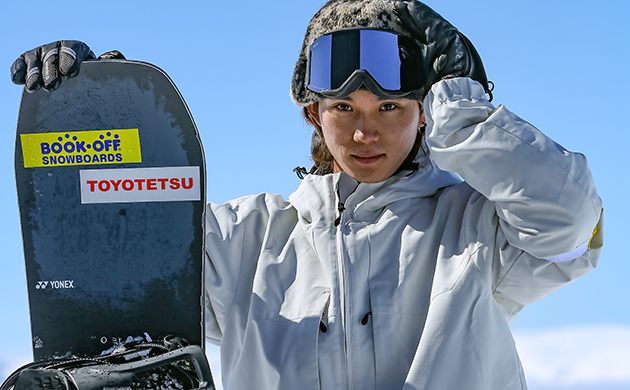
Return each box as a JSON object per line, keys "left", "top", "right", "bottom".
{"left": 308, "top": 90, "right": 422, "bottom": 183}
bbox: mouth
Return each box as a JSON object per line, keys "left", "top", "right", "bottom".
{"left": 353, "top": 154, "right": 383, "bottom": 165}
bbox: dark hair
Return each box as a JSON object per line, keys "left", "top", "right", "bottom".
{"left": 302, "top": 104, "right": 335, "bottom": 175}
{"left": 301, "top": 103, "right": 431, "bottom": 176}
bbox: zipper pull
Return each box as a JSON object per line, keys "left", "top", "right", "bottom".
{"left": 361, "top": 312, "right": 372, "bottom": 326}
{"left": 333, "top": 202, "right": 345, "bottom": 227}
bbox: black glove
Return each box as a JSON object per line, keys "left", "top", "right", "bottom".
{"left": 395, "top": 1, "right": 493, "bottom": 100}
{"left": 10, "top": 40, "right": 96, "bottom": 92}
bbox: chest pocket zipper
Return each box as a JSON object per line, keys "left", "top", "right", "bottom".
{"left": 361, "top": 311, "right": 372, "bottom": 326}
{"left": 319, "top": 297, "right": 330, "bottom": 333}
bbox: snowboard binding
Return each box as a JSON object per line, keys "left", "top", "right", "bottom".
{"left": 1, "top": 337, "right": 214, "bottom": 390}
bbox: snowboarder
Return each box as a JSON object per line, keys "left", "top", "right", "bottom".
{"left": 11, "top": 1, "right": 603, "bottom": 389}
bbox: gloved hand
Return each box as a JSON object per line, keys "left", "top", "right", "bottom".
{"left": 10, "top": 40, "right": 96, "bottom": 93}
{"left": 395, "top": 1, "right": 493, "bottom": 100}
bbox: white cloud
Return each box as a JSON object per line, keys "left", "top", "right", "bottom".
{"left": 513, "top": 324, "right": 630, "bottom": 389}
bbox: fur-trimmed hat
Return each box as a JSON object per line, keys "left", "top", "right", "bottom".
{"left": 291, "top": 0, "right": 412, "bottom": 106}
{"left": 290, "top": 0, "right": 489, "bottom": 107}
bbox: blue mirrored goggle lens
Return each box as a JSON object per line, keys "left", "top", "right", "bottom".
{"left": 360, "top": 30, "right": 401, "bottom": 91}
{"left": 308, "top": 34, "right": 333, "bottom": 93}
{"left": 307, "top": 29, "right": 411, "bottom": 94}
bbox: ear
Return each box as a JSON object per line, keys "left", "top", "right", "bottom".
{"left": 306, "top": 104, "right": 322, "bottom": 126}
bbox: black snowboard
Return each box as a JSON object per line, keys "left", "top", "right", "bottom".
{"left": 14, "top": 60, "right": 208, "bottom": 365}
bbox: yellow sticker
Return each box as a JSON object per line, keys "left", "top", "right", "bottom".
{"left": 20, "top": 129, "right": 142, "bottom": 168}
{"left": 588, "top": 210, "right": 604, "bottom": 250}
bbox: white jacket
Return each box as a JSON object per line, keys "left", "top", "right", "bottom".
{"left": 204, "top": 78, "right": 603, "bottom": 390}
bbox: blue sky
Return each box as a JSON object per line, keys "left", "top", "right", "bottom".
{"left": 0, "top": 1, "right": 628, "bottom": 389}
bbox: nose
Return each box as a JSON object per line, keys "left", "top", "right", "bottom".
{"left": 353, "top": 117, "right": 379, "bottom": 144}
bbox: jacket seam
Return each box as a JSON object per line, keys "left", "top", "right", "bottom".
{"left": 492, "top": 250, "right": 525, "bottom": 296}
{"left": 248, "top": 314, "right": 327, "bottom": 322}
{"left": 458, "top": 195, "right": 527, "bottom": 389}
{"left": 365, "top": 309, "right": 427, "bottom": 316}
{"left": 468, "top": 237, "right": 493, "bottom": 288}
{"left": 222, "top": 209, "right": 250, "bottom": 332}
{"left": 429, "top": 196, "right": 494, "bottom": 301}
{"left": 430, "top": 252, "right": 471, "bottom": 302}
{"left": 249, "top": 309, "right": 338, "bottom": 322}
{"left": 467, "top": 231, "right": 526, "bottom": 390}
{"left": 462, "top": 190, "right": 494, "bottom": 291}
{"left": 366, "top": 230, "right": 377, "bottom": 388}
{"left": 485, "top": 115, "right": 600, "bottom": 217}
{"left": 488, "top": 213, "right": 523, "bottom": 295}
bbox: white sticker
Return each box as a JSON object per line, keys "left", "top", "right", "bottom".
{"left": 80, "top": 166, "right": 201, "bottom": 204}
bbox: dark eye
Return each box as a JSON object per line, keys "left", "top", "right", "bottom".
{"left": 335, "top": 103, "right": 353, "bottom": 112}
{"left": 380, "top": 103, "right": 398, "bottom": 111}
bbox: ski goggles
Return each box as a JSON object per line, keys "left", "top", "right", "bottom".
{"left": 306, "top": 28, "right": 423, "bottom": 99}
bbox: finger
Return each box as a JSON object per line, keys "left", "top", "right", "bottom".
{"left": 41, "top": 42, "right": 62, "bottom": 90}
{"left": 97, "top": 50, "right": 125, "bottom": 60}
{"left": 59, "top": 40, "right": 95, "bottom": 77}
{"left": 23, "top": 47, "right": 43, "bottom": 92}
{"left": 10, "top": 55, "right": 27, "bottom": 85}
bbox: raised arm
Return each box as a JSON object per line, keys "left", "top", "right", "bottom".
{"left": 424, "top": 77, "right": 602, "bottom": 261}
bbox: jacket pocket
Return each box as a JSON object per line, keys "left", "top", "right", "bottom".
{"left": 228, "top": 292, "right": 330, "bottom": 390}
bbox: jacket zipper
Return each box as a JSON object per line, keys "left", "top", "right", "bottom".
{"left": 335, "top": 200, "right": 350, "bottom": 389}
{"left": 335, "top": 185, "right": 362, "bottom": 389}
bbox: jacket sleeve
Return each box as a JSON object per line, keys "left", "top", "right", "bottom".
{"left": 424, "top": 77, "right": 603, "bottom": 312}
{"left": 203, "top": 194, "right": 286, "bottom": 345}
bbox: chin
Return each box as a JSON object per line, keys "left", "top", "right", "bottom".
{"left": 346, "top": 169, "right": 391, "bottom": 183}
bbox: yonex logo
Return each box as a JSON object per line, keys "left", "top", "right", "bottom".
{"left": 35, "top": 280, "right": 75, "bottom": 290}
{"left": 35, "top": 281, "right": 48, "bottom": 289}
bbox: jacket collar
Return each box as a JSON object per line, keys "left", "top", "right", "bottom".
{"left": 289, "top": 164, "right": 461, "bottom": 227}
